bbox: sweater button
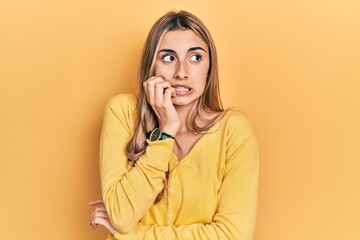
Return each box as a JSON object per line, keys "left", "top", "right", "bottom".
{"left": 167, "top": 213, "right": 172, "bottom": 219}
{"left": 168, "top": 187, "right": 173, "bottom": 193}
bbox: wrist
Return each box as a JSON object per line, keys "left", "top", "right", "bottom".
{"left": 160, "top": 131, "right": 174, "bottom": 140}
{"left": 148, "top": 127, "right": 176, "bottom": 141}
{"left": 161, "top": 126, "right": 178, "bottom": 137}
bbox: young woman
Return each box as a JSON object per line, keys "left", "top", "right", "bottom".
{"left": 89, "top": 10, "right": 259, "bottom": 240}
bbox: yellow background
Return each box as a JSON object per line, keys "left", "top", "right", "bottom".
{"left": 1, "top": 0, "right": 359, "bottom": 239}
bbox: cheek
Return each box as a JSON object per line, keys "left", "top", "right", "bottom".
{"left": 154, "top": 63, "right": 172, "bottom": 78}
{"left": 199, "top": 60, "right": 210, "bottom": 77}
{"left": 197, "top": 65, "right": 209, "bottom": 91}
{"left": 194, "top": 74, "right": 207, "bottom": 93}
{"left": 153, "top": 64, "right": 160, "bottom": 76}
{"left": 196, "top": 64, "right": 210, "bottom": 82}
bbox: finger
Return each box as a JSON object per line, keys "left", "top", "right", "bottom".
{"left": 90, "top": 211, "right": 110, "bottom": 229}
{"left": 89, "top": 199, "right": 103, "bottom": 206}
{"left": 89, "top": 217, "right": 98, "bottom": 229}
{"left": 93, "top": 211, "right": 109, "bottom": 219}
{"left": 154, "top": 81, "right": 171, "bottom": 107}
{"left": 144, "top": 77, "right": 164, "bottom": 105}
{"left": 163, "top": 88, "right": 173, "bottom": 105}
{"left": 89, "top": 222, "right": 97, "bottom": 229}
{"left": 95, "top": 206, "right": 107, "bottom": 212}
{"left": 142, "top": 76, "right": 156, "bottom": 99}
{"left": 169, "top": 87, "right": 176, "bottom": 97}
{"left": 93, "top": 217, "right": 116, "bottom": 234}
{"left": 90, "top": 206, "right": 108, "bottom": 223}
{"left": 90, "top": 206, "right": 107, "bottom": 218}
{"left": 146, "top": 77, "right": 164, "bottom": 104}
{"left": 90, "top": 206, "right": 108, "bottom": 228}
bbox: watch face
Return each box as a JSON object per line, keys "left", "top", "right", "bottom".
{"left": 149, "top": 128, "right": 161, "bottom": 141}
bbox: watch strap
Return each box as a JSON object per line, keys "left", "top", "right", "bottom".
{"left": 148, "top": 128, "right": 174, "bottom": 141}
{"left": 160, "top": 131, "right": 175, "bottom": 140}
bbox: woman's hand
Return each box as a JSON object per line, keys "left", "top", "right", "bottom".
{"left": 143, "top": 76, "right": 180, "bottom": 136}
{"left": 89, "top": 199, "right": 115, "bottom": 234}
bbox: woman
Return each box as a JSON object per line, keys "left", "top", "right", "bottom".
{"left": 89, "top": 10, "right": 259, "bottom": 240}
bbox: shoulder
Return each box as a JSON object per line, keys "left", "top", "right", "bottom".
{"left": 107, "top": 94, "right": 137, "bottom": 112}
{"left": 219, "top": 111, "right": 259, "bottom": 161}
{"left": 105, "top": 94, "right": 137, "bottom": 118}
{"left": 103, "top": 94, "right": 137, "bottom": 130}
{"left": 215, "top": 110, "right": 257, "bottom": 147}
{"left": 221, "top": 110, "right": 256, "bottom": 136}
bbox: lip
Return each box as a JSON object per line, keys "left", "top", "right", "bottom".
{"left": 172, "top": 84, "right": 191, "bottom": 88}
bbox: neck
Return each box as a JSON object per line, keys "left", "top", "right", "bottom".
{"left": 174, "top": 104, "right": 195, "bottom": 134}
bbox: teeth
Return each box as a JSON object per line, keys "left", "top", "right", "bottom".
{"left": 175, "top": 87, "right": 190, "bottom": 92}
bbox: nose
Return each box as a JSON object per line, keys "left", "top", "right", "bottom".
{"left": 174, "top": 60, "right": 188, "bottom": 80}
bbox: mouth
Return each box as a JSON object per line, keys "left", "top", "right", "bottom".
{"left": 172, "top": 85, "right": 192, "bottom": 96}
{"left": 174, "top": 86, "right": 191, "bottom": 92}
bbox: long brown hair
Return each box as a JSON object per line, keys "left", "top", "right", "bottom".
{"left": 126, "top": 11, "right": 225, "bottom": 201}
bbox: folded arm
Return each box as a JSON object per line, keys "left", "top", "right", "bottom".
{"left": 100, "top": 95, "right": 175, "bottom": 233}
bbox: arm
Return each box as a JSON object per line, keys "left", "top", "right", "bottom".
{"left": 100, "top": 95, "right": 175, "bottom": 233}
{"left": 102, "top": 77, "right": 179, "bottom": 234}
{"left": 113, "top": 131, "right": 259, "bottom": 240}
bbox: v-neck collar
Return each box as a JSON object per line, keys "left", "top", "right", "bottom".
{"left": 171, "top": 112, "right": 226, "bottom": 161}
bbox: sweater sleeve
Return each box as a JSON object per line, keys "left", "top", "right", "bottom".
{"left": 111, "top": 119, "right": 260, "bottom": 240}
{"left": 100, "top": 95, "right": 175, "bottom": 233}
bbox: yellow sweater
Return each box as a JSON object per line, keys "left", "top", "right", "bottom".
{"left": 100, "top": 94, "right": 259, "bottom": 240}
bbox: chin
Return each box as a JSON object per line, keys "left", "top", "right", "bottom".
{"left": 171, "top": 97, "right": 198, "bottom": 107}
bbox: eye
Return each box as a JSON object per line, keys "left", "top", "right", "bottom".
{"left": 162, "top": 55, "right": 175, "bottom": 62}
{"left": 189, "top": 54, "right": 202, "bottom": 62}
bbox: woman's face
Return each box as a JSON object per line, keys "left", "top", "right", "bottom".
{"left": 154, "top": 29, "right": 210, "bottom": 108}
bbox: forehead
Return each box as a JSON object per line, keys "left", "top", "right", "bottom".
{"left": 159, "top": 29, "right": 208, "bottom": 51}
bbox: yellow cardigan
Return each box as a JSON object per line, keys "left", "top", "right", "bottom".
{"left": 100, "top": 94, "right": 259, "bottom": 240}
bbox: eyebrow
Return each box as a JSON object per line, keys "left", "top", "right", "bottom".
{"left": 188, "top": 47, "right": 207, "bottom": 52}
{"left": 157, "top": 46, "right": 207, "bottom": 54}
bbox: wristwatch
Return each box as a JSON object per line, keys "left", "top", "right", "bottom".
{"left": 148, "top": 127, "right": 174, "bottom": 141}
